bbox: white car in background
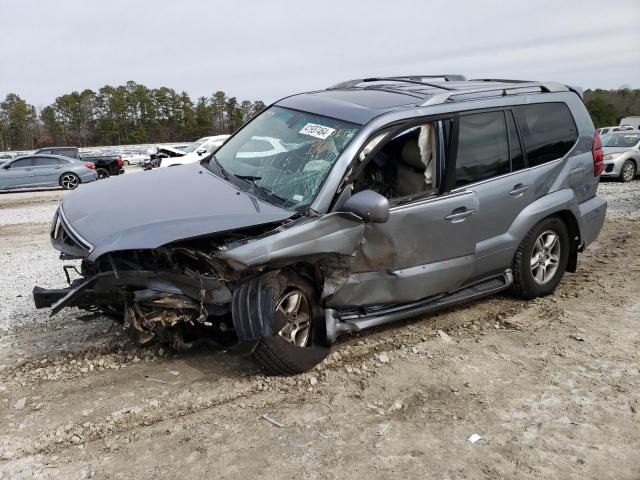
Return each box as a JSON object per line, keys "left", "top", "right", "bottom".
{"left": 597, "top": 125, "right": 634, "bottom": 135}
{"left": 235, "top": 136, "right": 288, "bottom": 158}
{"left": 160, "top": 135, "right": 230, "bottom": 167}
{"left": 121, "top": 151, "right": 149, "bottom": 166}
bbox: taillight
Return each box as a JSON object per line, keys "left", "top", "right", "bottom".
{"left": 85, "top": 162, "right": 95, "bottom": 169}
{"left": 117, "top": 156, "right": 123, "bottom": 168}
{"left": 592, "top": 132, "right": 604, "bottom": 176}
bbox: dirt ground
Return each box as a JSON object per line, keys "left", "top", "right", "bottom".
{"left": 0, "top": 180, "right": 638, "bottom": 480}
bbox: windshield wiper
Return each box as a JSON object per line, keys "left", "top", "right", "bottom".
{"left": 236, "top": 175, "right": 262, "bottom": 181}
{"left": 207, "top": 154, "right": 230, "bottom": 180}
{"left": 235, "top": 175, "right": 287, "bottom": 205}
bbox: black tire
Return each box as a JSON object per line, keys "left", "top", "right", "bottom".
{"left": 238, "top": 271, "right": 329, "bottom": 375}
{"left": 510, "top": 217, "right": 570, "bottom": 300}
{"left": 619, "top": 160, "right": 636, "bottom": 182}
{"left": 59, "top": 172, "right": 80, "bottom": 190}
{"left": 96, "top": 168, "right": 110, "bottom": 180}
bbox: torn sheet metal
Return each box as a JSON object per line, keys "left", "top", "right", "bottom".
{"left": 218, "top": 212, "right": 365, "bottom": 270}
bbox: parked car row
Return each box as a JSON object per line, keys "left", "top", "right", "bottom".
{"left": 35, "top": 147, "right": 124, "bottom": 179}
{"left": 0, "top": 146, "right": 126, "bottom": 192}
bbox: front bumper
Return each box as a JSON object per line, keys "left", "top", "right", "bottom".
{"left": 600, "top": 157, "right": 625, "bottom": 177}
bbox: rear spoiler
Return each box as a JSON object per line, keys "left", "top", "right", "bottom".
{"left": 567, "top": 85, "right": 584, "bottom": 100}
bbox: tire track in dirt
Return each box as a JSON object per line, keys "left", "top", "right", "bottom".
{"left": 1, "top": 212, "right": 636, "bottom": 464}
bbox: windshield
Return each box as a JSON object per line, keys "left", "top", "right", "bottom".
{"left": 601, "top": 132, "right": 640, "bottom": 148}
{"left": 182, "top": 137, "right": 210, "bottom": 153}
{"left": 211, "top": 106, "right": 360, "bottom": 209}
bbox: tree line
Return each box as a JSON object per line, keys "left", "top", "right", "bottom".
{"left": 584, "top": 88, "right": 640, "bottom": 128}
{"left": 2, "top": 83, "right": 639, "bottom": 152}
{"left": 0, "top": 81, "right": 266, "bottom": 151}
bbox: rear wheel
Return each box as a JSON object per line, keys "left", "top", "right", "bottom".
{"left": 96, "top": 168, "right": 110, "bottom": 180}
{"left": 238, "top": 271, "right": 329, "bottom": 375}
{"left": 620, "top": 160, "right": 636, "bottom": 182}
{"left": 59, "top": 173, "right": 80, "bottom": 190}
{"left": 511, "top": 217, "right": 569, "bottom": 300}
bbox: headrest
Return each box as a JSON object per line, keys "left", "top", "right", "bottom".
{"left": 401, "top": 139, "right": 423, "bottom": 169}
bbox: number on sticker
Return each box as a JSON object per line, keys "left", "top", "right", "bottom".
{"left": 299, "top": 123, "right": 336, "bottom": 140}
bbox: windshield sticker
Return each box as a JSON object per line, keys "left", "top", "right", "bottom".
{"left": 292, "top": 194, "right": 304, "bottom": 202}
{"left": 299, "top": 123, "right": 336, "bottom": 140}
{"left": 334, "top": 128, "right": 358, "bottom": 139}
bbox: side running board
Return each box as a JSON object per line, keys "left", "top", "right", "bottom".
{"left": 325, "top": 271, "right": 513, "bottom": 344}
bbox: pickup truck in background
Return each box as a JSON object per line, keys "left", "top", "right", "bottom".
{"left": 35, "top": 147, "right": 124, "bottom": 179}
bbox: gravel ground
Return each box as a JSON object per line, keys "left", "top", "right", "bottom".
{"left": 0, "top": 179, "right": 638, "bottom": 479}
{"left": 597, "top": 179, "right": 640, "bottom": 220}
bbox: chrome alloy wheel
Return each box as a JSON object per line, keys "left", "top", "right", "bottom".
{"left": 530, "top": 230, "right": 561, "bottom": 285}
{"left": 60, "top": 173, "right": 79, "bottom": 190}
{"left": 275, "top": 290, "right": 311, "bottom": 347}
{"left": 622, "top": 161, "right": 636, "bottom": 182}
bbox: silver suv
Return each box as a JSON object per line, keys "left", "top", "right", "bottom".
{"left": 33, "top": 75, "right": 607, "bottom": 374}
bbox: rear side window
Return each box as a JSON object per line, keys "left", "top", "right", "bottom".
{"left": 515, "top": 103, "right": 577, "bottom": 166}
{"left": 455, "top": 111, "right": 510, "bottom": 187}
{"left": 33, "top": 156, "right": 59, "bottom": 166}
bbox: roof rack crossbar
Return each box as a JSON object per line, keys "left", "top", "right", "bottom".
{"left": 328, "top": 74, "right": 466, "bottom": 90}
{"left": 421, "top": 82, "right": 569, "bottom": 106}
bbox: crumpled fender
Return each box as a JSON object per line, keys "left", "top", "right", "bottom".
{"left": 217, "top": 212, "right": 365, "bottom": 270}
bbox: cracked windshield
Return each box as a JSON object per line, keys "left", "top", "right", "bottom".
{"left": 212, "top": 106, "right": 360, "bottom": 209}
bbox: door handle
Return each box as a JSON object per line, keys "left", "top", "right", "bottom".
{"left": 509, "top": 184, "right": 529, "bottom": 196}
{"left": 445, "top": 208, "right": 476, "bottom": 222}
{"left": 24, "top": 168, "right": 33, "bottom": 171}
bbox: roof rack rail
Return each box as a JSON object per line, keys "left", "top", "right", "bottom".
{"left": 328, "top": 74, "right": 466, "bottom": 90}
{"left": 421, "top": 82, "right": 569, "bottom": 106}
{"left": 468, "top": 78, "right": 533, "bottom": 83}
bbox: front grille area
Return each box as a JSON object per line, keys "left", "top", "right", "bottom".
{"left": 51, "top": 208, "right": 93, "bottom": 255}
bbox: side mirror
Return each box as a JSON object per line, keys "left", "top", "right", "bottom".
{"left": 197, "top": 148, "right": 207, "bottom": 155}
{"left": 341, "top": 190, "right": 390, "bottom": 223}
{"left": 2, "top": 164, "right": 10, "bottom": 169}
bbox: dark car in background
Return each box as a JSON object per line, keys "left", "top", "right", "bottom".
{"left": 0, "top": 154, "right": 98, "bottom": 191}
{"left": 35, "top": 146, "right": 124, "bottom": 179}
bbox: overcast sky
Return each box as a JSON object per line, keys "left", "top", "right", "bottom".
{"left": 1, "top": 0, "right": 639, "bottom": 107}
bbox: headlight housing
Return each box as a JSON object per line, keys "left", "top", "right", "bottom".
{"left": 603, "top": 152, "right": 622, "bottom": 160}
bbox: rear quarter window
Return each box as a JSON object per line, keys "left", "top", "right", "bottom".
{"left": 515, "top": 103, "right": 578, "bottom": 167}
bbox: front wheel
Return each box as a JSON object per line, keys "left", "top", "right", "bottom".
{"left": 59, "top": 173, "right": 80, "bottom": 190}
{"left": 235, "top": 271, "right": 330, "bottom": 375}
{"left": 620, "top": 160, "right": 636, "bottom": 182}
{"left": 511, "top": 217, "right": 569, "bottom": 300}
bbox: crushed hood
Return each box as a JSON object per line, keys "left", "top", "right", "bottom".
{"left": 156, "top": 145, "right": 187, "bottom": 156}
{"left": 61, "top": 163, "right": 295, "bottom": 261}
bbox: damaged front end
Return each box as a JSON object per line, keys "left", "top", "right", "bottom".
{"left": 35, "top": 217, "right": 274, "bottom": 352}
{"left": 34, "top": 207, "right": 365, "bottom": 352}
